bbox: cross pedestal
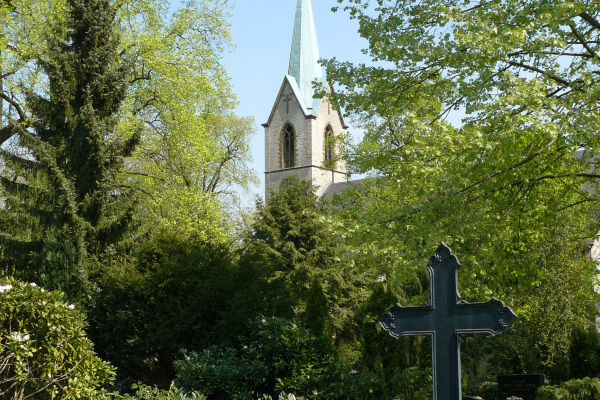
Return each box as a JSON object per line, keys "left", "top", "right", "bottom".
{"left": 380, "top": 243, "right": 517, "bottom": 400}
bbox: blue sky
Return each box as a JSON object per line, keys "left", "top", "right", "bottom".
{"left": 220, "top": 0, "right": 370, "bottom": 200}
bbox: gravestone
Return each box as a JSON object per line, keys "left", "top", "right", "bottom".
{"left": 380, "top": 243, "right": 517, "bottom": 400}
{"left": 498, "top": 374, "right": 546, "bottom": 400}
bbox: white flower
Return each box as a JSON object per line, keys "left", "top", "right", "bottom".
{"left": 11, "top": 332, "right": 30, "bottom": 342}
{"left": 29, "top": 282, "right": 36, "bottom": 287}
{"left": 0, "top": 284, "right": 12, "bottom": 293}
{"left": 68, "top": 304, "right": 75, "bottom": 310}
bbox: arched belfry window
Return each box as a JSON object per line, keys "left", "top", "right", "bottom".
{"left": 282, "top": 123, "right": 295, "bottom": 168}
{"left": 324, "top": 125, "right": 334, "bottom": 165}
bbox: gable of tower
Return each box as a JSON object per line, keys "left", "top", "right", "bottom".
{"left": 264, "top": 77, "right": 311, "bottom": 173}
{"left": 263, "top": 75, "right": 326, "bottom": 129}
{"left": 264, "top": 77, "right": 348, "bottom": 172}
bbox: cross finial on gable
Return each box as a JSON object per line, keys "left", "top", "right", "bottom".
{"left": 282, "top": 94, "right": 293, "bottom": 114}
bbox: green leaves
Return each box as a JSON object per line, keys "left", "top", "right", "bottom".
{"left": 0, "top": 0, "right": 137, "bottom": 291}
{"left": 328, "top": 0, "right": 600, "bottom": 285}
{"left": 0, "top": 277, "right": 115, "bottom": 399}
{"left": 0, "top": 0, "right": 256, "bottom": 248}
{"left": 114, "top": 0, "right": 256, "bottom": 243}
{"left": 325, "top": 0, "right": 600, "bottom": 376}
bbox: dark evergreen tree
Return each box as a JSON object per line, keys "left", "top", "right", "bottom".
{"left": 219, "top": 177, "right": 365, "bottom": 347}
{"left": 304, "top": 276, "right": 330, "bottom": 334}
{"left": 0, "top": 0, "right": 138, "bottom": 298}
{"left": 88, "top": 232, "right": 237, "bottom": 389}
{"left": 357, "top": 283, "right": 433, "bottom": 399}
{"left": 570, "top": 327, "right": 600, "bottom": 379}
{"left": 360, "top": 284, "right": 407, "bottom": 374}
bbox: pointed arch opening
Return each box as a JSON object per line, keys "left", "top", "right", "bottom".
{"left": 282, "top": 123, "right": 295, "bottom": 169}
{"left": 324, "top": 124, "right": 334, "bottom": 168}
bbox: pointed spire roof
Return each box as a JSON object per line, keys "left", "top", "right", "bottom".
{"left": 288, "top": 0, "right": 323, "bottom": 110}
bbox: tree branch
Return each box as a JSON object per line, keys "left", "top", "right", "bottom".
{"left": 569, "top": 23, "right": 599, "bottom": 59}
{"left": 507, "top": 61, "right": 576, "bottom": 89}
{"left": 0, "top": 70, "right": 17, "bottom": 80}
{"left": 0, "top": 123, "right": 17, "bottom": 144}
{"left": 458, "top": 135, "right": 560, "bottom": 194}
{"left": 0, "top": 92, "right": 25, "bottom": 120}
{"left": 579, "top": 12, "right": 600, "bottom": 31}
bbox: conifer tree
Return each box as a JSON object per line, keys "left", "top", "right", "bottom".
{"left": 241, "top": 177, "right": 349, "bottom": 318}
{"left": 221, "top": 177, "right": 366, "bottom": 347}
{"left": 0, "top": 0, "right": 137, "bottom": 298}
{"left": 360, "top": 284, "right": 407, "bottom": 374}
{"left": 304, "top": 277, "right": 330, "bottom": 334}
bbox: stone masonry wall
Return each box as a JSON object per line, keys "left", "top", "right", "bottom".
{"left": 265, "top": 78, "right": 347, "bottom": 198}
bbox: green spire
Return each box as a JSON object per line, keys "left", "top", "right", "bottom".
{"left": 288, "top": 0, "right": 323, "bottom": 109}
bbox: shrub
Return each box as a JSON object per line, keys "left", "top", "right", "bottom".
{"left": 242, "top": 317, "right": 343, "bottom": 399}
{"left": 174, "top": 346, "right": 266, "bottom": 400}
{"left": 561, "top": 377, "right": 600, "bottom": 400}
{"left": 122, "top": 384, "right": 205, "bottom": 399}
{"left": 537, "top": 377, "right": 600, "bottom": 400}
{"left": 88, "top": 235, "right": 236, "bottom": 388}
{"left": 537, "top": 386, "right": 569, "bottom": 400}
{"left": 175, "top": 317, "right": 344, "bottom": 400}
{"left": 0, "top": 277, "right": 115, "bottom": 399}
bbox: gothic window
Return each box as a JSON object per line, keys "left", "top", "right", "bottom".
{"left": 324, "top": 125, "right": 334, "bottom": 166}
{"left": 282, "top": 123, "right": 295, "bottom": 168}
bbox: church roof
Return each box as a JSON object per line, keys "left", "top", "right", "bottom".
{"left": 321, "top": 179, "right": 365, "bottom": 200}
{"left": 288, "top": 0, "right": 323, "bottom": 112}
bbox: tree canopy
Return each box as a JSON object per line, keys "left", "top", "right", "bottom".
{"left": 0, "top": 0, "right": 255, "bottom": 245}
{"left": 322, "top": 0, "right": 600, "bottom": 375}
{"left": 325, "top": 0, "right": 600, "bottom": 294}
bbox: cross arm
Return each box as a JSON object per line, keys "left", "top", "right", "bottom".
{"left": 380, "top": 304, "right": 435, "bottom": 338}
{"left": 454, "top": 298, "right": 517, "bottom": 336}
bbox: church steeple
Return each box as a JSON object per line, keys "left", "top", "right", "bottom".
{"left": 288, "top": 0, "right": 323, "bottom": 110}
{"left": 263, "top": 1, "right": 348, "bottom": 199}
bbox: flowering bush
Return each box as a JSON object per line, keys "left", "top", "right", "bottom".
{"left": 0, "top": 277, "right": 115, "bottom": 399}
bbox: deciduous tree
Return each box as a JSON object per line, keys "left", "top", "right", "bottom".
{"left": 0, "top": 0, "right": 256, "bottom": 246}
{"left": 325, "top": 0, "right": 599, "bottom": 298}
{"left": 323, "top": 0, "right": 600, "bottom": 373}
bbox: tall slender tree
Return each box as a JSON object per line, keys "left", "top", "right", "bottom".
{"left": 0, "top": 0, "right": 138, "bottom": 298}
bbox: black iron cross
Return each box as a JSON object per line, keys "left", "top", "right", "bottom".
{"left": 380, "top": 243, "right": 516, "bottom": 400}
{"left": 282, "top": 94, "right": 293, "bottom": 114}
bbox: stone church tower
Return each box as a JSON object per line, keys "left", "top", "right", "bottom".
{"left": 263, "top": 0, "right": 348, "bottom": 198}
